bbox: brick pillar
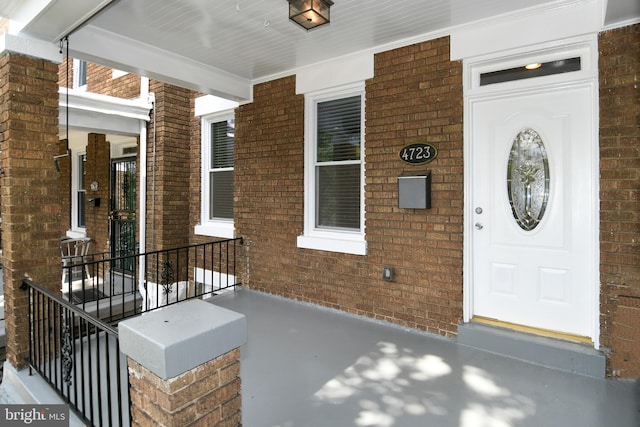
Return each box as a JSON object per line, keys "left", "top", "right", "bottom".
{"left": 0, "top": 51, "right": 61, "bottom": 369}
{"left": 599, "top": 23, "right": 640, "bottom": 378}
{"left": 146, "top": 81, "right": 192, "bottom": 252}
{"left": 128, "top": 349, "right": 241, "bottom": 427}
{"left": 85, "top": 133, "right": 110, "bottom": 254}
{"left": 119, "top": 300, "right": 246, "bottom": 427}
{"left": 57, "top": 139, "right": 71, "bottom": 236}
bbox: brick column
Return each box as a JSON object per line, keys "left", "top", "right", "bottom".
{"left": 128, "top": 349, "right": 241, "bottom": 426}
{"left": 85, "top": 133, "right": 110, "bottom": 254}
{"left": 146, "top": 81, "right": 192, "bottom": 252}
{"left": 0, "top": 48, "right": 61, "bottom": 369}
{"left": 598, "top": 23, "right": 640, "bottom": 378}
{"left": 119, "top": 300, "right": 246, "bottom": 427}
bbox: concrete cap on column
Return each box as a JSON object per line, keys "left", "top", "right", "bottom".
{"left": 119, "top": 299, "right": 247, "bottom": 379}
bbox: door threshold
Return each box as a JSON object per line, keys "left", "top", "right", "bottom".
{"left": 458, "top": 319, "right": 605, "bottom": 378}
{"left": 472, "top": 316, "right": 592, "bottom": 345}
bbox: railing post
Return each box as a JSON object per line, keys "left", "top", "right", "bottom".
{"left": 119, "top": 300, "right": 246, "bottom": 426}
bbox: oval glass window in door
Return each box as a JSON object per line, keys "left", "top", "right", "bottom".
{"left": 507, "top": 128, "right": 550, "bottom": 231}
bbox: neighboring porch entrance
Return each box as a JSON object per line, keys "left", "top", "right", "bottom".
{"left": 469, "top": 83, "right": 596, "bottom": 340}
{"left": 110, "top": 157, "right": 137, "bottom": 274}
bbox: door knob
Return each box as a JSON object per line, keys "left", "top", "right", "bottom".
{"left": 475, "top": 222, "right": 484, "bottom": 230}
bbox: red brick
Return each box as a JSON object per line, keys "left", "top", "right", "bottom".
{"left": 599, "top": 24, "right": 640, "bottom": 377}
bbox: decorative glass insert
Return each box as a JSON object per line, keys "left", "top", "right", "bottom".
{"left": 507, "top": 128, "right": 550, "bottom": 231}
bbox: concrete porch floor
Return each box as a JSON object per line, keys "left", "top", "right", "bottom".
{"left": 209, "top": 289, "right": 640, "bottom": 427}
{"left": 0, "top": 286, "right": 637, "bottom": 426}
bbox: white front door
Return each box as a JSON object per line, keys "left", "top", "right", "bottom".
{"left": 470, "top": 84, "right": 596, "bottom": 339}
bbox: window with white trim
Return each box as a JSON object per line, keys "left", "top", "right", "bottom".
{"left": 74, "top": 153, "right": 87, "bottom": 230}
{"left": 195, "top": 112, "right": 235, "bottom": 238}
{"left": 297, "top": 83, "right": 366, "bottom": 255}
{"left": 73, "top": 59, "right": 87, "bottom": 90}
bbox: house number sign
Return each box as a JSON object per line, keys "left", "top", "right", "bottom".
{"left": 398, "top": 143, "right": 437, "bottom": 165}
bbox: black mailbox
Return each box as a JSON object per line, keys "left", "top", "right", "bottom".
{"left": 87, "top": 198, "right": 101, "bottom": 207}
{"left": 398, "top": 171, "right": 431, "bottom": 209}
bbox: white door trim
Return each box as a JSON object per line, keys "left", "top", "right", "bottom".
{"left": 462, "top": 36, "right": 600, "bottom": 348}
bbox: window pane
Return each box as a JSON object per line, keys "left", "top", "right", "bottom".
{"left": 210, "top": 170, "right": 234, "bottom": 219}
{"left": 211, "top": 120, "right": 234, "bottom": 169}
{"left": 77, "top": 154, "right": 86, "bottom": 227}
{"left": 79, "top": 154, "right": 86, "bottom": 190}
{"left": 78, "top": 60, "right": 87, "bottom": 87}
{"left": 317, "top": 96, "right": 361, "bottom": 162}
{"left": 316, "top": 164, "right": 360, "bottom": 229}
{"left": 78, "top": 192, "right": 86, "bottom": 227}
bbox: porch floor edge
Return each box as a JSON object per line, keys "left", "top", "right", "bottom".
{"left": 0, "top": 362, "right": 85, "bottom": 427}
{"left": 456, "top": 322, "right": 606, "bottom": 378}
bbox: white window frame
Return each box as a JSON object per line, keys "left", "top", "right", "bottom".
{"left": 195, "top": 111, "right": 235, "bottom": 239}
{"left": 70, "top": 152, "right": 87, "bottom": 233}
{"left": 72, "top": 59, "right": 87, "bottom": 91}
{"left": 297, "top": 82, "right": 367, "bottom": 255}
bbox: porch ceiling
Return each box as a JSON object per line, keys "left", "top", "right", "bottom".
{"left": 0, "top": 0, "right": 638, "bottom": 101}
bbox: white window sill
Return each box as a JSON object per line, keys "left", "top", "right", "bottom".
{"left": 195, "top": 222, "right": 235, "bottom": 239}
{"left": 297, "top": 235, "right": 367, "bottom": 256}
{"left": 66, "top": 229, "right": 87, "bottom": 239}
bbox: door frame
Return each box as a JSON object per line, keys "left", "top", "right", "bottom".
{"left": 109, "top": 156, "right": 137, "bottom": 274}
{"left": 461, "top": 35, "right": 601, "bottom": 348}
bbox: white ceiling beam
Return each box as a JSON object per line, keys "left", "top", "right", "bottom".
{"left": 69, "top": 25, "right": 252, "bottom": 102}
{"left": 5, "top": 0, "right": 113, "bottom": 41}
{"left": 2, "top": 0, "right": 53, "bottom": 34}
{"left": 0, "top": 32, "right": 61, "bottom": 63}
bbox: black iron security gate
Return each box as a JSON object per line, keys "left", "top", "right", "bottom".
{"left": 110, "top": 157, "right": 136, "bottom": 273}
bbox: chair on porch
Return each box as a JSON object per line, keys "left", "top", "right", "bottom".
{"left": 60, "top": 237, "right": 92, "bottom": 285}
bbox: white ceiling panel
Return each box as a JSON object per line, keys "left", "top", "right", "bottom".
{"left": 0, "top": 0, "right": 638, "bottom": 101}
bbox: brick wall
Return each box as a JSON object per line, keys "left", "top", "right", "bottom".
{"left": 366, "top": 37, "right": 464, "bottom": 334}
{"left": 234, "top": 37, "right": 464, "bottom": 336}
{"left": 234, "top": 76, "right": 305, "bottom": 302}
{"left": 599, "top": 23, "right": 640, "bottom": 378}
{"left": 87, "top": 64, "right": 140, "bottom": 98}
{"left": 58, "top": 58, "right": 140, "bottom": 98}
{"left": 189, "top": 92, "right": 208, "bottom": 246}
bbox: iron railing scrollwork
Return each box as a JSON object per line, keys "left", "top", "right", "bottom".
{"left": 22, "top": 279, "right": 130, "bottom": 427}
{"left": 61, "top": 321, "right": 73, "bottom": 386}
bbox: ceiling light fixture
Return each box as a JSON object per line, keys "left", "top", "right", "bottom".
{"left": 525, "top": 63, "right": 542, "bottom": 70}
{"left": 288, "top": 0, "right": 333, "bottom": 31}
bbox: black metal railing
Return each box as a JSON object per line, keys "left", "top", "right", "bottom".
{"left": 61, "top": 238, "right": 243, "bottom": 323}
{"left": 22, "top": 278, "right": 130, "bottom": 427}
